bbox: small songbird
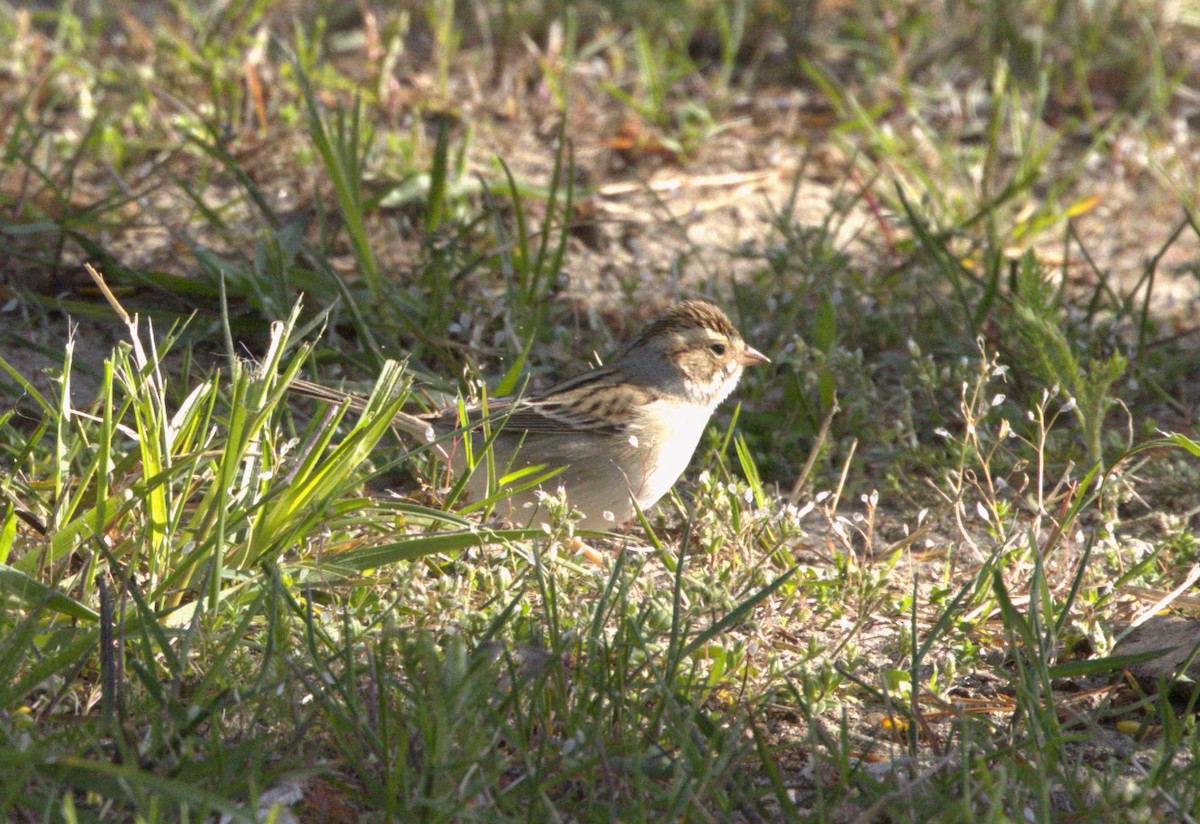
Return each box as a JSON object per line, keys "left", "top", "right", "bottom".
{"left": 291, "top": 300, "right": 768, "bottom": 530}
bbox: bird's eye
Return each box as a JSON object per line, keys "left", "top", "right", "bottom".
{"left": 708, "top": 342, "right": 726, "bottom": 356}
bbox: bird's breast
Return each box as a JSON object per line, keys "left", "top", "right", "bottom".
{"left": 628, "top": 399, "right": 715, "bottom": 509}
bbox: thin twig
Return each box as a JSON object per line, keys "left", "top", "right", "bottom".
{"left": 789, "top": 394, "right": 839, "bottom": 504}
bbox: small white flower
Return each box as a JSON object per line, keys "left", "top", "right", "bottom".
{"left": 792, "top": 501, "right": 815, "bottom": 521}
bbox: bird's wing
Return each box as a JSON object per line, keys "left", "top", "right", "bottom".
{"left": 497, "top": 370, "right": 654, "bottom": 436}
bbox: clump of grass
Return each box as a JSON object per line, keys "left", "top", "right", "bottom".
{"left": 1010, "top": 251, "right": 1127, "bottom": 471}
{"left": 0, "top": 266, "right": 813, "bottom": 819}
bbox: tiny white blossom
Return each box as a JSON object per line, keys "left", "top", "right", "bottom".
{"left": 976, "top": 501, "right": 990, "bottom": 523}
{"left": 793, "top": 501, "right": 815, "bottom": 520}
{"left": 1061, "top": 397, "right": 1077, "bottom": 413}
{"left": 990, "top": 394, "right": 1006, "bottom": 407}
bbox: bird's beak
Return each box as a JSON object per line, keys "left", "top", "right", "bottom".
{"left": 738, "top": 346, "right": 770, "bottom": 367}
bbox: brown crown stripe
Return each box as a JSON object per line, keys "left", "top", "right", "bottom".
{"left": 629, "top": 300, "right": 739, "bottom": 350}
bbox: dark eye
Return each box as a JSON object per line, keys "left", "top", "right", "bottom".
{"left": 708, "top": 342, "right": 726, "bottom": 356}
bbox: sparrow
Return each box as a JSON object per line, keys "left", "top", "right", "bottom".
{"left": 291, "top": 300, "right": 768, "bottom": 530}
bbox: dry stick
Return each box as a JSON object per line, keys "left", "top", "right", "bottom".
{"left": 1128, "top": 564, "right": 1200, "bottom": 630}
{"left": 84, "top": 263, "right": 131, "bottom": 326}
{"left": 84, "top": 263, "right": 151, "bottom": 378}
{"left": 1123, "top": 585, "right": 1200, "bottom": 614}
{"left": 596, "top": 169, "right": 776, "bottom": 197}
{"left": 829, "top": 437, "right": 857, "bottom": 515}
{"left": 788, "top": 393, "right": 839, "bottom": 504}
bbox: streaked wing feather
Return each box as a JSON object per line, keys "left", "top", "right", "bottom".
{"left": 429, "top": 369, "right": 655, "bottom": 437}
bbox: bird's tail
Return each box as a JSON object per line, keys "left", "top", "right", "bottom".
{"left": 288, "top": 377, "right": 439, "bottom": 446}
{"left": 288, "top": 378, "right": 371, "bottom": 413}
